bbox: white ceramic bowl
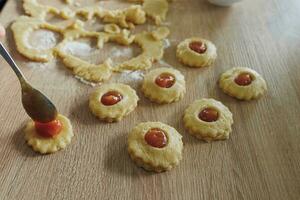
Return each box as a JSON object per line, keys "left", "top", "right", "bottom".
{"left": 208, "top": 0, "right": 243, "bottom": 6}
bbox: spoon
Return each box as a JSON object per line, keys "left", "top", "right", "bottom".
{"left": 0, "top": 43, "right": 58, "bottom": 123}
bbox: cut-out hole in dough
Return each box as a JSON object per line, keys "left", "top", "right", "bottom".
{"left": 27, "top": 29, "right": 62, "bottom": 50}
{"left": 107, "top": 43, "right": 142, "bottom": 66}
{"left": 61, "top": 39, "right": 142, "bottom": 66}
{"left": 61, "top": 37, "right": 103, "bottom": 65}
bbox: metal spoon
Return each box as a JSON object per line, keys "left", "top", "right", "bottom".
{"left": 0, "top": 43, "right": 58, "bottom": 123}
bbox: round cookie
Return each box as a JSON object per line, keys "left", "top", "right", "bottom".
{"left": 89, "top": 83, "right": 139, "bottom": 122}
{"left": 176, "top": 37, "right": 217, "bottom": 68}
{"left": 142, "top": 67, "right": 186, "bottom": 104}
{"left": 219, "top": 67, "right": 267, "bottom": 100}
{"left": 24, "top": 114, "right": 74, "bottom": 154}
{"left": 183, "top": 98, "right": 233, "bottom": 142}
{"left": 128, "top": 122, "right": 183, "bottom": 173}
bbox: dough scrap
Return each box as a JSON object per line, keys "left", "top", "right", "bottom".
{"left": 151, "top": 26, "right": 170, "bottom": 40}
{"left": 89, "top": 83, "right": 139, "bottom": 122}
{"left": 24, "top": 0, "right": 147, "bottom": 29}
{"left": 219, "top": 67, "right": 267, "bottom": 100}
{"left": 55, "top": 22, "right": 114, "bottom": 83}
{"left": 114, "top": 28, "right": 169, "bottom": 72}
{"left": 177, "top": 37, "right": 217, "bottom": 68}
{"left": 104, "top": 24, "right": 121, "bottom": 34}
{"left": 77, "top": 5, "right": 146, "bottom": 29}
{"left": 183, "top": 98, "right": 233, "bottom": 142}
{"left": 11, "top": 16, "right": 63, "bottom": 62}
{"left": 128, "top": 122, "right": 183, "bottom": 172}
{"left": 101, "top": 5, "right": 146, "bottom": 29}
{"left": 23, "top": 0, "right": 75, "bottom": 20}
{"left": 128, "top": 0, "right": 172, "bottom": 25}
{"left": 143, "top": 0, "right": 169, "bottom": 25}
{"left": 12, "top": 15, "right": 168, "bottom": 82}
{"left": 24, "top": 114, "right": 74, "bottom": 154}
{"left": 142, "top": 67, "right": 186, "bottom": 104}
{"left": 13, "top": 1, "right": 170, "bottom": 83}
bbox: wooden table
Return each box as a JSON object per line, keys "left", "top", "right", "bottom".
{"left": 0, "top": 0, "right": 299, "bottom": 199}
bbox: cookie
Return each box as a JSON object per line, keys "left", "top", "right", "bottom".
{"left": 219, "top": 67, "right": 267, "bottom": 100}
{"left": 128, "top": 122, "right": 183, "bottom": 172}
{"left": 24, "top": 114, "right": 74, "bottom": 154}
{"left": 142, "top": 67, "right": 186, "bottom": 104}
{"left": 176, "top": 37, "right": 217, "bottom": 68}
{"left": 183, "top": 98, "right": 233, "bottom": 142}
{"left": 89, "top": 83, "right": 139, "bottom": 122}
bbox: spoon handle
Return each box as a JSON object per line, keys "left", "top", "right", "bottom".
{"left": 0, "top": 42, "right": 27, "bottom": 85}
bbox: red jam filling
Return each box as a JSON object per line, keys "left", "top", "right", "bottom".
{"left": 155, "top": 73, "right": 176, "bottom": 88}
{"left": 144, "top": 128, "right": 168, "bottom": 148}
{"left": 35, "top": 119, "right": 62, "bottom": 138}
{"left": 189, "top": 41, "right": 207, "bottom": 54}
{"left": 198, "top": 108, "right": 219, "bottom": 122}
{"left": 234, "top": 73, "right": 253, "bottom": 86}
{"left": 101, "top": 91, "right": 123, "bottom": 106}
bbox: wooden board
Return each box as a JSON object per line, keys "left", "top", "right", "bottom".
{"left": 0, "top": 0, "right": 300, "bottom": 199}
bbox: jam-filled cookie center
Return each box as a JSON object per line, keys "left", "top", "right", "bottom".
{"left": 189, "top": 41, "right": 207, "bottom": 54}
{"left": 198, "top": 108, "right": 219, "bottom": 122}
{"left": 145, "top": 128, "right": 168, "bottom": 148}
{"left": 155, "top": 73, "right": 176, "bottom": 88}
{"left": 35, "top": 119, "right": 62, "bottom": 138}
{"left": 234, "top": 72, "right": 253, "bottom": 86}
{"left": 101, "top": 91, "right": 123, "bottom": 106}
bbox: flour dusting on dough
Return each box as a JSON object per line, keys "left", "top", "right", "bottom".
{"left": 26, "top": 60, "right": 59, "bottom": 70}
{"left": 75, "top": 75, "right": 102, "bottom": 87}
{"left": 158, "top": 59, "right": 173, "bottom": 68}
{"left": 27, "top": 29, "right": 60, "bottom": 50}
{"left": 26, "top": 61, "right": 49, "bottom": 69}
{"left": 62, "top": 41, "right": 96, "bottom": 57}
{"left": 163, "top": 38, "right": 171, "bottom": 49}
{"left": 116, "top": 70, "right": 144, "bottom": 89}
{"left": 109, "top": 46, "right": 135, "bottom": 59}
{"left": 74, "top": 2, "right": 81, "bottom": 7}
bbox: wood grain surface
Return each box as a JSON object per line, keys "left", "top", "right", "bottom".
{"left": 0, "top": 0, "right": 299, "bottom": 199}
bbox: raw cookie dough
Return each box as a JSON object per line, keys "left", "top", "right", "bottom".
{"left": 12, "top": 16, "right": 169, "bottom": 81}
{"left": 13, "top": 2, "right": 170, "bottom": 82}
{"left": 143, "top": 0, "right": 169, "bottom": 25}
{"left": 55, "top": 22, "right": 115, "bottom": 83}
{"left": 101, "top": 5, "right": 146, "bottom": 29}
{"left": 114, "top": 28, "right": 169, "bottom": 72}
{"left": 128, "top": 122, "right": 183, "bottom": 172}
{"left": 24, "top": 114, "right": 74, "bottom": 154}
{"left": 23, "top": 0, "right": 75, "bottom": 20}
{"left": 78, "top": 5, "right": 146, "bottom": 29}
{"left": 151, "top": 26, "right": 170, "bottom": 40}
{"left": 177, "top": 37, "right": 217, "bottom": 68}
{"left": 11, "top": 16, "right": 63, "bottom": 62}
{"left": 24, "top": 0, "right": 147, "bottom": 29}
{"left": 128, "top": 0, "right": 171, "bottom": 25}
{"left": 183, "top": 98, "right": 233, "bottom": 142}
{"left": 142, "top": 67, "right": 186, "bottom": 104}
{"left": 89, "top": 83, "right": 139, "bottom": 122}
{"left": 219, "top": 67, "right": 267, "bottom": 100}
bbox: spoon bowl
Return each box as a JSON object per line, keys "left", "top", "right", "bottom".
{"left": 0, "top": 42, "right": 58, "bottom": 123}
{"left": 21, "top": 83, "right": 58, "bottom": 123}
